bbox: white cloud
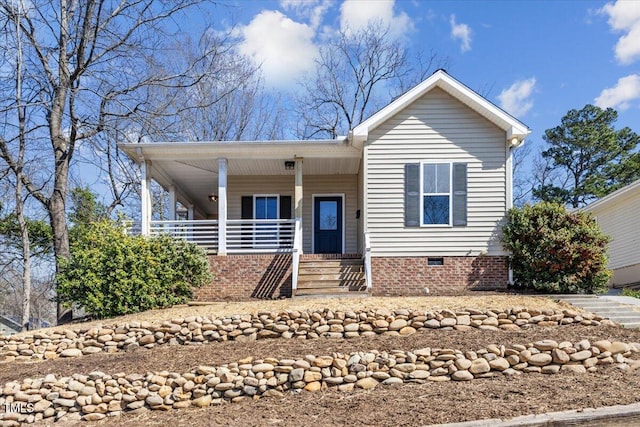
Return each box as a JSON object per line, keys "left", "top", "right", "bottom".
{"left": 280, "top": 0, "right": 333, "bottom": 30}
{"left": 449, "top": 14, "right": 471, "bottom": 52}
{"left": 600, "top": 1, "right": 640, "bottom": 64}
{"left": 497, "top": 78, "right": 536, "bottom": 118}
{"left": 237, "top": 10, "right": 319, "bottom": 89}
{"left": 339, "top": 0, "right": 413, "bottom": 38}
{"left": 595, "top": 74, "right": 640, "bottom": 110}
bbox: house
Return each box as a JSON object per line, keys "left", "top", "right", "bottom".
{"left": 119, "top": 70, "right": 529, "bottom": 299}
{"left": 581, "top": 179, "right": 640, "bottom": 288}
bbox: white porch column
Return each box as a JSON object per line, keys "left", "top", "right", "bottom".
{"left": 140, "top": 160, "right": 152, "bottom": 236}
{"left": 168, "top": 185, "right": 176, "bottom": 220}
{"left": 218, "top": 158, "right": 228, "bottom": 255}
{"left": 294, "top": 157, "right": 303, "bottom": 252}
{"left": 186, "top": 204, "right": 194, "bottom": 240}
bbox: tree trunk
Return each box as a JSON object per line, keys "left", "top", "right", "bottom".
{"left": 49, "top": 158, "right": 72, "bottom": 324}
{"left": 16, "top": 179, "right": 31, "bottom": 332}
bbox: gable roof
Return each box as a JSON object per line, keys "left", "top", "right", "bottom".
{"left": 581, "top": 178, "right": 640, "bottom": 213}
{"left": 351, "top": 69, "right": 530, "bottom": 147}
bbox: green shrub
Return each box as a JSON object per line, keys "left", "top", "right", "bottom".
{"left": 501, "top": 202, "right": 611, "bottom": 294}
{"left": 622, "top": 288, "right": 640, "bottom": 299}
{"left": 57, "top": 220, "right": 212, "bottom": 318}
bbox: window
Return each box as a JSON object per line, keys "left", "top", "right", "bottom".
{"left": 254, "top": 195, "right": 278, "bottom": 220}
{"left": 254, "top": 195, "right": 279, "bottom": 247}
{"left": 405, "top": 162, "right": 467, "bottom": 227}
{"left": 422, "top": 163, "right": 451, "bottom": 225}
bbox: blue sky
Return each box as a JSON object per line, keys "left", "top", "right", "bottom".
{"left": 215, "top": 0, "right": 639, "bottom": 150}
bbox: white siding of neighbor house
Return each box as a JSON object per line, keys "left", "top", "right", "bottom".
{"left": 365, "top": 87, "right": 508, "bottom": 257}
{"left": 583, "top": 188, "right": 640, "bottom": 285}
{"left": 227, "top": 175, "right": 359, "bottom": 254}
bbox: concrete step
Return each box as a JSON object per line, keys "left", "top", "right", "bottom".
{"left": 577, "top": 306, "right": 635, "bottom": 312}
{"left": 621, "top": 323, "right": 640, "bottom": 329}
{"left": 600, "top": 315, "right": 640, "bottom": 322}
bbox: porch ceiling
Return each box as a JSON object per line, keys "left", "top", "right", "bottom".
{"left": 119, "top": 140, "right": 363, "bottom": 217}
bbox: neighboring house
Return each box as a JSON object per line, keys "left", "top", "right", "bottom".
{"left": 0, "top": 316, "right": 21, "bottom": 335}
{"left": 582, "top": 179, "right": 640, "bottom": 288}
{"left": 119, "top": 70, "right": 529, "bottom": 299}
{"left": 0, "top": 316, "right": 51, "bottom": 335}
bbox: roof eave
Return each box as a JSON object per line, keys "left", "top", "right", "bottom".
{"left": 352, "top": 70, "right": 530, "bottom": 144}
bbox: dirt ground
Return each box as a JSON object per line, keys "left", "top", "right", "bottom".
{"left": 29, "top": 294, "right": 573, "bottom": 335}
{"left": 8, "top": 296, "right": 638, "bottom": 426}
{"left": 15, "top": 323, "right": 640, "bottom": 427}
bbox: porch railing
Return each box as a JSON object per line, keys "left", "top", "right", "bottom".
{"left": 127, "top": 219, "right": 297, "bottom": 255}
{"left": 226, "top": 219, "right": 294, "bottom": 254}
{"left": 150, "top": 220, "right": 219, "bottom": 254}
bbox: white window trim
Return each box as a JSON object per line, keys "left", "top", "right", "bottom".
{"left": 253, "top": 194, "right": 280, "bottom": 248}
{"left": 311, "top": 193, "right": 346, "bottom": 254}
{"left": 419, "top": 161, "right": 453, "bottom": 227}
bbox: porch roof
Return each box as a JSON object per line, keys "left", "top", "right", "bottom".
{"left": 119, "top": 139, "right": 362, "bottom": 217}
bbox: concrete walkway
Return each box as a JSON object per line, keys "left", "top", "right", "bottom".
{"left": 552, "top": 292, "right": 640, "bottom": 329}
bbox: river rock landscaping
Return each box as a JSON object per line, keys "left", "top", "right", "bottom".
{"left": 2, "top": 301, "right": 640, "bottom": 426}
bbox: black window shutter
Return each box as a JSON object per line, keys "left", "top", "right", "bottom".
{"left": 279, "top": 196, "right": 292, "bottom": 219}
{"left": 240, "top": 196, "right": 253, "bottom": 248}
{"left": 452, "top": 163, "right": 467, "bottom": 226}
{"left": 405, "top": 163, "right": 420, "bottom": 227}
{"left": 241, "top": 196, "right": 253, "bottom": 219}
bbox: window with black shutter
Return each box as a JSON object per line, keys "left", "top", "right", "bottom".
{"left": 404, "top": 162, "right": 467, "bottom": 227}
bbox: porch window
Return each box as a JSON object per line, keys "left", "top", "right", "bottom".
{"left": 405, "top": 162, "right": 467, "bottom": 227}
{"left": 254, "top": 195, "right": 279, "bottom": 220}
{"left": 240, "top": 195, "right": 293, "bottom": 249}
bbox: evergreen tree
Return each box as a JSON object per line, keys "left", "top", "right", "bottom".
{"left": 533, "top": 104, "right": 640, "bottom": 208}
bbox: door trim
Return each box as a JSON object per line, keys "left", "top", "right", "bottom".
{"left": 311, "top": 193, "right": 345, "bottom": 254}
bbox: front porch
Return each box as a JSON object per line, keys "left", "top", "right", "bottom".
{"left": 120, "top": 140, "right": 372, "bottom": 298}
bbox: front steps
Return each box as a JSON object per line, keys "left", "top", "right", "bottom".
{"left": 553, "top": 294, "right": 640, "bottom": 329}
{"left": 295, "top": 256, "right": 368, "bottom": 298}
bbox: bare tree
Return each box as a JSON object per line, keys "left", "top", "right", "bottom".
{"left": 0, "top": 0, "right": 211, "bottom": 323}
{"left": 296, "top": 21, "right": 446, "bottom": 139}
{"left": 512, "top": 144, "right": 533, "bottom": 207}
{"left": 149, "top": 31, "right": 286, "bottom": 142}
{"left": 0, "top": 0, "right": 34, "bottom": 330}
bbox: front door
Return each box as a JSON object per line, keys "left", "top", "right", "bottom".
{"left": 314, "top": 196, "right": 343, "bottom": 254}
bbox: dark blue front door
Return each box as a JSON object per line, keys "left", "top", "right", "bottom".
{"left": 314, "top": 197, "right": 342, "bottom": 254}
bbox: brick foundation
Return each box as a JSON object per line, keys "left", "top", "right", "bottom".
{"left": 195, "top": 254, "right": 293, "bottom": 301}
{"left": 195, "top": 254, "right": 508, "bottom": 300}
{"left": 371, "top": 256, "right": 509, "bottom": 296}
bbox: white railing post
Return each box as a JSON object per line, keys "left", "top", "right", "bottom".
{"left": 140, "top": 160, "right": 152, "bottom": 236}
{"left": 292, "top": 218, "right": 303, "bottom": 295}
{"left": 218, "top": 158, "right": 228, "bottom": 255}
{"left": 364, "top": 231, "right": 372, "bottom": 292}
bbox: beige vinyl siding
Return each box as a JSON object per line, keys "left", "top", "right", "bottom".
{"left": 227, "top": 175, "right": 358, "bottom": 254}
{"left": 365, "top": 87, "right": 507, "bottom": 257}
{"left": 586, "top": 191, "right": 640, "bottom": 271}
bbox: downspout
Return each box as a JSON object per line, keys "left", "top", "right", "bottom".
{"left": 506, "top": 137, "right": 519, "bottom": 286}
